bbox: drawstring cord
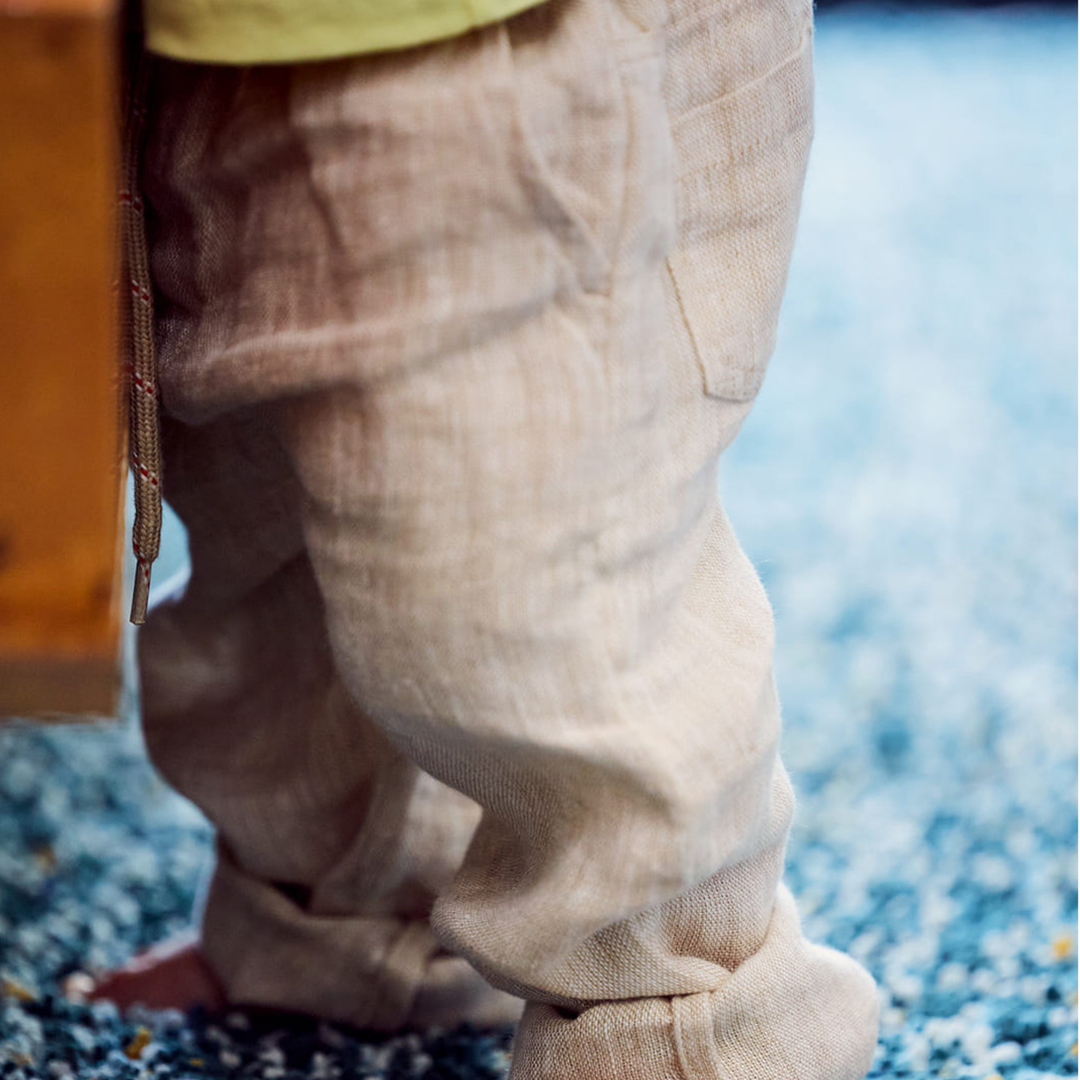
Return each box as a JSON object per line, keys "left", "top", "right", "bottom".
{"left": 119, "top": 42, "right": 162, "bottom": 625}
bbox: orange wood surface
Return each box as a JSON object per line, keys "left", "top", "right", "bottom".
{"left": 0, "top": 1, "right": 125, "bottom": 719}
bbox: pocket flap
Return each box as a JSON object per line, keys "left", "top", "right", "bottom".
{"left": 667, "top": 29, "right": 814, "bottom": 401}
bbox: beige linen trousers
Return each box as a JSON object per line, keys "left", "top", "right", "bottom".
{"left": 136, "top": 0, "right": 880, "bottom": 1075}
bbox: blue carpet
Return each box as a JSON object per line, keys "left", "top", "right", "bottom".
{"left": 1, "top": 8, "right": 1076, "bottom": 1078}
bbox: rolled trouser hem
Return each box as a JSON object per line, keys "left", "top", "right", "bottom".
{"left": 509, "top": 887, "right": 878, "bottom": 1080}
{"left": 201, "top": 843, "right": 523, "bottom": 1031}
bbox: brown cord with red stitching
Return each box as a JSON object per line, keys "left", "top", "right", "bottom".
{"left": 119, "top": 46, "right": 161, "bottom": 625}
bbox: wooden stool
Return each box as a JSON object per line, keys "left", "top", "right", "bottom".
{"left": 0, "top": 0, "right": 124, "bottom": 719}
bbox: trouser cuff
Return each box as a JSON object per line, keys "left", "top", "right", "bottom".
{"left": 509, "top": 888, "right": 878, "bottom": 1080}
{"left": 201, "top": 842, "right": 522, "bottom": 1031}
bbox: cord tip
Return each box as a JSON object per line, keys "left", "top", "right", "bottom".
{"left": 130, "top": 563, "right": 151, "bottom": 625}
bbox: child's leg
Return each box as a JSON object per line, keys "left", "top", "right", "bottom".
{"left": 131, "top": 411, "right": 520, "bottom": 1028}
{"left": 135, "top": 0, "right": 879, "bottom": 1073}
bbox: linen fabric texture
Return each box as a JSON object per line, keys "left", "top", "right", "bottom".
{"left": 136, "top": 0, "right": 880, "bottom": 1075}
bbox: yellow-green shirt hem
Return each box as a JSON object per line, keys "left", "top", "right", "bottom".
{"left": 145, "top": 0, "right": 548, "bottom": 65}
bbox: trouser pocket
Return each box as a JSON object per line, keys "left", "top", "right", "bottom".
{"left": 665, "top": 0, "right": 815, "bottom": 402}
{"left": 497, "top": 0, "right": 634, "bottom": 295}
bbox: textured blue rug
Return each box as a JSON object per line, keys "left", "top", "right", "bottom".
{"left": 1, "top": 8, "right": 1076, "bottom": 1079}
